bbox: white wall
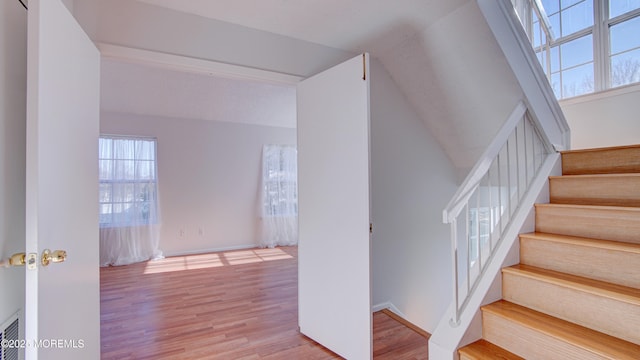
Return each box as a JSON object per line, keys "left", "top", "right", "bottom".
{"left": 561, "top": 86, "right": 640, "bottom": 149}
{"left": 370, "top": 59, "right": 458, "bottom": 333}
{"left": 0, "top": 0, "right": 26, "bottom": 340}
{"left": 377, "top": 1, "right": 524, "bottom": 172}
{"left": 101, "top": 112, "right": 296, "bottom": 256}
{"left": 61, "top": 0, "right": 74, "bottom": 13}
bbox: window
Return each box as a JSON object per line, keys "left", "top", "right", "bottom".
{"left": 610, "top": 13, "right": 640, "bottom": 86}
{"left": 262, "top": 145, "right": 298, "bottom": 217}
{"left": 99, "top": 136, "right": 158, "bottom": 228}
{"left": 520, "top": 0, "right": 640, "bottom": 99}
{"left": 260, "top": 145, "right": 298, "bottom": 248}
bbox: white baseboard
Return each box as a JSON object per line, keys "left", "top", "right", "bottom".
{"left": 372, "top": 301, "right": 431, "bottom": 338}
{"left": 162, "top": 244, "right": 259, "bottom": 258}
{"left": 372, "top": 301, "right": 404, "bottom": 318}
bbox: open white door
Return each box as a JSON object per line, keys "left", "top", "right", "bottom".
{"left": 25, "top": 0, "right": 100, "bottom": 358}
{"left": 297, "top": 54, "right": 372, "bottom": 359}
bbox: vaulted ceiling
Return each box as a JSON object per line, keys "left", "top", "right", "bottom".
{"left": 135, "top": 0, "right": 468, "bottom": 55}
{"left": 96, "top": 0, "right": 524, "bottom": 169}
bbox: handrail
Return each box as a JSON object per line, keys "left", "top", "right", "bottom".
{"left": 480, "top": 0, "right": 570, "bottom": 150}
{"left": 531, "top": 0, "right": 556, "bottom": 42}
{"left": 443, "top": 99, "right": 556, "bottom": 326}
{"left": 443, "top": 101, "right": 526, "bottom": 224}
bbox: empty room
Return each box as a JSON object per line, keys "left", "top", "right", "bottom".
{"left": 2, "top": 0, "right": 638, "bottom": 359}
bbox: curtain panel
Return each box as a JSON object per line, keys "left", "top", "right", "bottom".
{"left": 260, "top": 144, "right": 298, "bottom": 248}
{"left": 99, "top": 136, "right": 163, "bottom": 266}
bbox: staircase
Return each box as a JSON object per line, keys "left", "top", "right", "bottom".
{"left": 458, "top": 145, "right": 640, "bottom": 359}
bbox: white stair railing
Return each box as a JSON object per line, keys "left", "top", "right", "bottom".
{"left": 531, "top": 0, "right": 556, "bottom": 41}
{"left": 442, "top": 100, "right": 555, "bottom": 326}
{"left": 429, "top": 2, "right": 570, "bottom": 357}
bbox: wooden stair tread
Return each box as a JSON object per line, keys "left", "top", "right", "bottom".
{"left": 482, "top": 300, "right": 640, "bottom": 358}
{"left": 535, "top": 202, "right": 640, "bottom": 212}
{"left": 503, "top": 264, "right": 640, "bottom": 305}
{"left": 549, "top": 173, "right": 640, "bottom": 207}
{"left": 561, "top": 144, "right": 640, "bottom": 175}
{"left": 520, "top": 232, "right": 640, "bottom": 254}
{"left": 550, "top": 173, "right": 640, "bottom": 179}
{"left": 561, "top": 144, "right": 640, "bottom": 154}
{"left": 458, "top": 339, "right": 524, "bottom": 360}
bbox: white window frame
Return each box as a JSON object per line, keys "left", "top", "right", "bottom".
{"left": 262, "top": 145, "right": 298, "bottom": 218}
{"left": 518, "top": 0, "right": 640, "bottom": 99}
{"left": 98, "top": 135, "right": 159, "bottom": 228}
{"left": 604, "top": 5, "right": 640, "bottom": 88}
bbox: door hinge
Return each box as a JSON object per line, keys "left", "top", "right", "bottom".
{"left": 369, "top": 223, "right": 373, "bottom": 234}
{"left": 362, "top": 53, "right": 367, "bottom": 80}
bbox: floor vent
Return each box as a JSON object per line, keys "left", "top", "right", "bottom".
{"left": 1, "top": 312, "right": 19, "bottom": 360}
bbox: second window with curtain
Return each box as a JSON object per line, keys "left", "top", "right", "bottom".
{"left": 261, "top": 144, "right": 298, "bottom": 248}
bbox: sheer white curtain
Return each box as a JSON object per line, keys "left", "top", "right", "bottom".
{"left": 260, "top": 145, "right": 298, "bottom": 248}
{"left": 99, "top": 136, "right": 163, "bottom": 266}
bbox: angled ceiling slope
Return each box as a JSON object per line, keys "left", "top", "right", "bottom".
{"left": 135, "top": 0, "right": 468, "bottom": 55}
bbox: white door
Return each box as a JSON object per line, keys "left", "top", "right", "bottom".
{"left": 297, "top": 54, "right": 372, "bottom": 359}
{"left": 25, "top": 0, "right": 101, "bottom": 358}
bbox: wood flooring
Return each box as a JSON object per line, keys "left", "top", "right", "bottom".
{"left": 100, "top": 246, "right": 429, "bottom": 359}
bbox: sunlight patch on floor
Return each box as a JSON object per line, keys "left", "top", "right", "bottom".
{"left": 143, "top": 247, "right": 293, "bottom": 274}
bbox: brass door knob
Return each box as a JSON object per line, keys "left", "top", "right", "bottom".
{"left": 9, "top": 253, "right": 26, "bottom": 266}
{"left": 41, "top": 249, "right": 67, "bottom": 267}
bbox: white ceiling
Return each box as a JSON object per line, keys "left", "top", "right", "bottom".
{"left": 101, "top": 59, "right": 297, "bottom": 128}
{"left": 135, "top": 0, "right": 467, "bottom": 54}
